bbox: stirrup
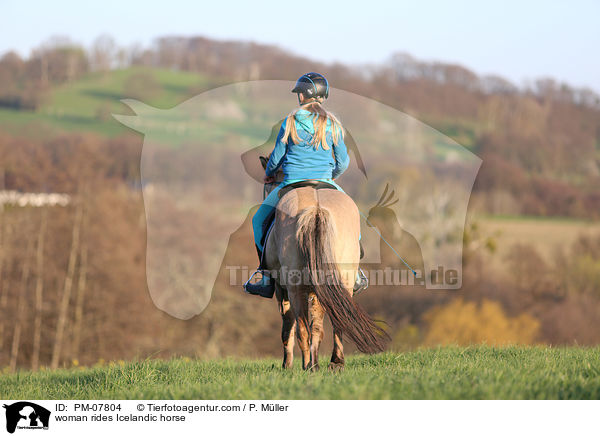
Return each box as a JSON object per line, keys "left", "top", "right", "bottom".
{"left": 353, "top": 268, "right": 369, "bottom": 295}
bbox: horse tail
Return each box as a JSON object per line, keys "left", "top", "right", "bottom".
{"left": 296, "top": 206, "right": 389, "bottom": 354}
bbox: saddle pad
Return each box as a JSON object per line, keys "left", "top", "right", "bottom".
{"left": 277, "top": 179, "right": 337, "bottom": 199}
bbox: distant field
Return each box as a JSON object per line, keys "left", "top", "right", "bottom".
{"left": 0, "top": 67, "right": 212, "bottom": 137}
{"left": 1, "top": 347, "right": 599, "bottom": 400}
{"left": 478, "top": 215, "right": 600, "bottom": 269}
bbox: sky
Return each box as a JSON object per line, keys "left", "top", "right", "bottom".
{"left": 2, "top": 0, "right": 599, "bottom": 91}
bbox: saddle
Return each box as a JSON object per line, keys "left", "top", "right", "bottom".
{"left": 259, "top": 179, "right": 363, "bottom": 269}
{"left": 259, "top": 180, "right": 337, "bottom": 267}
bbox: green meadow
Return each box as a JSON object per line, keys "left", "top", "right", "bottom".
{"left": 2, "top": 346, "right": 598, "bottom": 400}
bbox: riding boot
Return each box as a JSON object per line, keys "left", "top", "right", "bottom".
{"left": 244, "top": 245, "right": 275, "bottom": 298}
{"left": 244, "top": 270, "right": 275, "bottom": 298}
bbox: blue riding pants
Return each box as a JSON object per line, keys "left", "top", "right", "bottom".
{"left": 252, "top": 178, "right": 344, "bottom": 252}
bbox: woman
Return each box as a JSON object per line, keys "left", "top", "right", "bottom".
{"left": 245, "top": 72, "right": 353, "bottom": 297}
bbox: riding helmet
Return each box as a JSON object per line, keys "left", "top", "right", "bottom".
{"left": 291, "top": 72, "right": 329, "bottom": 99}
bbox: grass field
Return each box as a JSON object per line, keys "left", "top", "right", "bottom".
{"left": 1, "top": 346, "right": 599, "bottom": 400}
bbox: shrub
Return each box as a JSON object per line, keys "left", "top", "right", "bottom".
{"left": 423, "top": 298, "right": 540, "bottom": 346}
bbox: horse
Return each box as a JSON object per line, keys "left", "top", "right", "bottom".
{"left": 259, "top": 157, "right": 389, "bottom": 370}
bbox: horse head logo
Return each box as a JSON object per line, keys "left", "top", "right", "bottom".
{"left": 3, "top": 402, "right": 51, "bottom": 434}
{"left": 113, "top": 81, "right": 480, "bottom": 319}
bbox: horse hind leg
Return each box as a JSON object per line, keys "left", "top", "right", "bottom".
{"left": 277, "top": 285, "right": 296, "bottom": 369}
{"left": 290, "top": 287, "right": 312, "bottom": 370}
{"left": 328, "top": 328, "right": 345, "bottom": 371}
{"left": 309, "top": 293, "right": 325, "bottom": 371}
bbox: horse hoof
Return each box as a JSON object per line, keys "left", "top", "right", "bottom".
{"left": 328, "top": 362, "right": 345, "bottom": 371}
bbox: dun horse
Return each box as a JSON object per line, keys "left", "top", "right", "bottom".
{"left": 260, "top": 158, "right": 389, "bottom": 370}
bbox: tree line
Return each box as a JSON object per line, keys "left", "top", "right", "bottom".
{"left": 1, "top": 34, "right": 599, "bottom": 219}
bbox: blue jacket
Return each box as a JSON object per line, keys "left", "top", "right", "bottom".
{"left": 265, "top": 109, "right": 350, "bottom": 182}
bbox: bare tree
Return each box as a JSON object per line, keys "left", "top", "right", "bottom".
{"left": 0, "top": 215, "right": 12, "bottom": 352}
{"left": 91, "top": 34, "right": 116, "bottom": 72}
{"left": 31, "top": 207, "right": 48, "bottom": 371}
{"left": 0, "top": 203, "right": 4, "bottom": 352}
{"left": 72, "top": 195, "right": 89, "bottom": 362}
{"left": 10, "top": 214, "right": 34, "bottom": 371}
{"left": 51, "top": 199, "right": 83, "bottom": 369}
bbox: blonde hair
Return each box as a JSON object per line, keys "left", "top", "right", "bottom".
{"left": 281, "top": 98, "right": 344, "bottom": 150}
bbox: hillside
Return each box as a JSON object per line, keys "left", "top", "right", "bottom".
{"left": 0, "top": 67, "right": 212, "bottom": 137}
{"left": 2, "top": 36, "right": 600, "bottom": 219}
